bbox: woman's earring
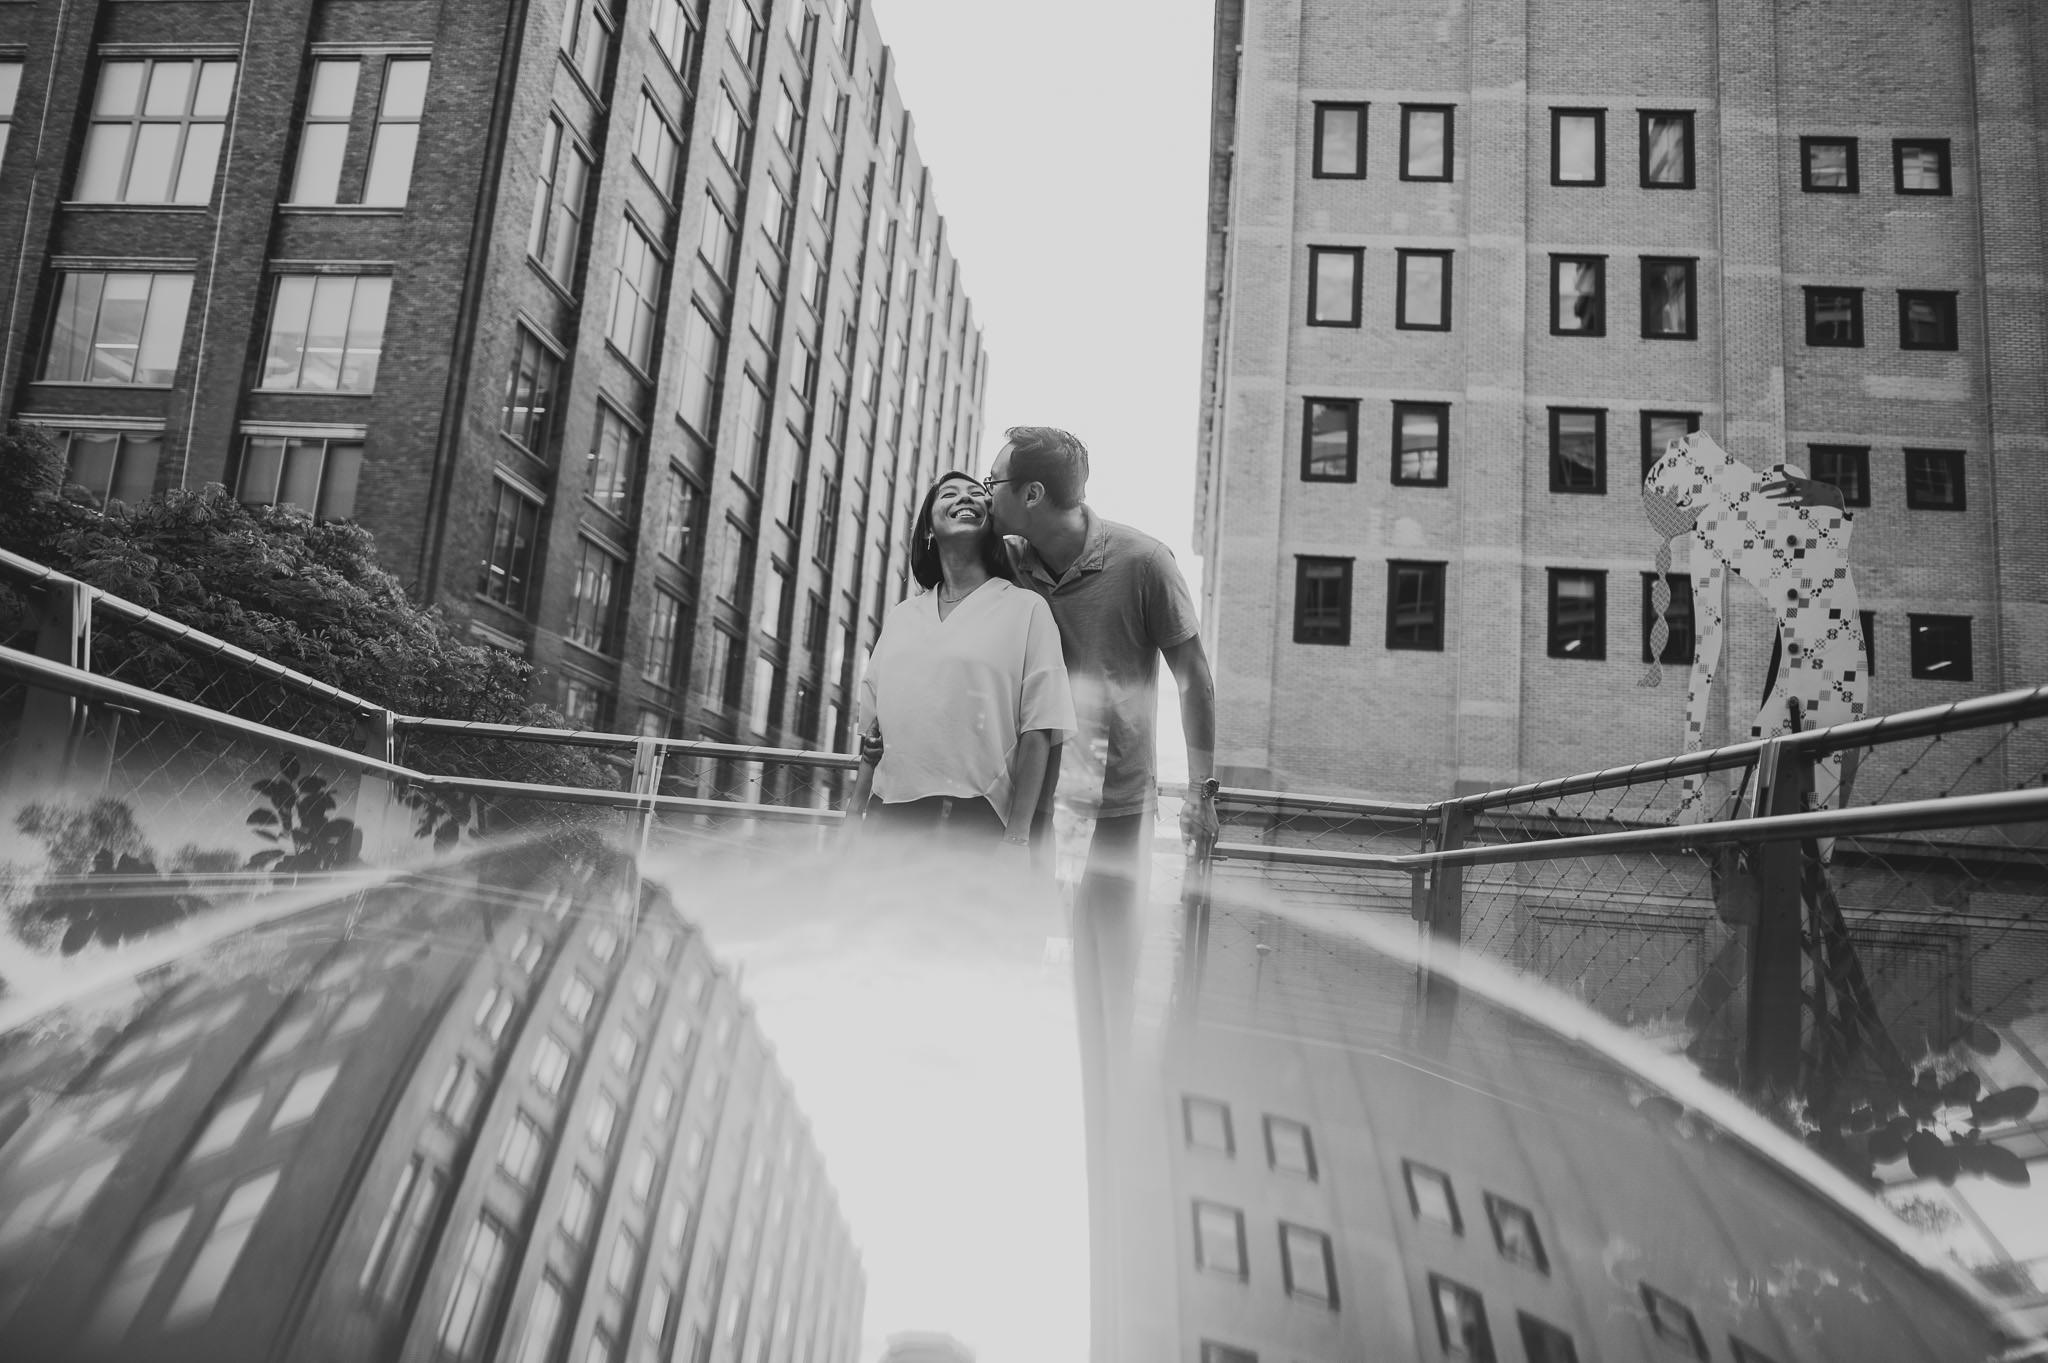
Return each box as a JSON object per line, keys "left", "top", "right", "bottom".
{"left": 924, "top": 527, "right": 933, "bottom": 548}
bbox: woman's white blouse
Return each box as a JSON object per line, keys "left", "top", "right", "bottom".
{"left": 859, "top": 578, "right": 1078, "bottom": 813}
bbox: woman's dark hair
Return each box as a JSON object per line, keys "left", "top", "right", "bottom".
{"left": 908, "top": 470, "right": 1016, "bottom": 589}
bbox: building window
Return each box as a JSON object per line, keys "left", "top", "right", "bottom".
{"left": 361, "top": 1157, "right": 443, "bottom": 1302}
{"left": 748, "top": 269, "right": 780, "bottom": 342}
{"left": 773, "top": 78, "right": 800, "bottom": 149}
{"left": 1391, "top": 401, "right": 1448, "bottom": 486}
{"left": 499, "top": 1112, "right": 547, "bottom": 1185}
{"left": 1904, "top": 448, "right": 1965, "bottom": 509}
{"left": 259, "top": 274, "right": 391, "bottom": 393}
{"left": 646, "top": 590, "right": 685, "bottom": 686}
{"left": 237, "top": 434, "right": 364, "bottom": 520}
{"left": 512, "top": 1274, "right": 569, "bottom": 1363}
{"left": 1430, "top": 1275, "right": 1496, "bottom": 1362}
{"left": 1312, "top": 102, "right": 1367, "bottom": 178}
{"left": 567, "top": 541, "right": 623, "bottom": 654}
{"left": 610, "top": 1028, "right": 639, "bottom": 1073}
{"left": 1894, "top": 138, "right": 1951, "bottom": 195}
{"left": 436, "top": 1217, "right": 512, "bottom": 1361}
{"left": 362, "top": 59, "right": 430, "bottom": 205}
{"left": 1730, "top": 1339, "right": 1782, "bottom": 1363}
{"left": 1396, "top": 249, "right": 1452, "bottom": 330}
{"left": 1860, "top": 609, "right": 1877, "bottom": 675}
{"left": 41, "top": 270, "right": 194, "bottom": 385}
{"left": 1640, "top": 1284, "right": 1708, "bottom": 1359}
{"left": 1639, "top": 110, "right": 1693, "bottom": 188}
{"left": 1401, "top": 104, "right": 1453, "bottom": 180}
{"left": 478, "top": 480, "right": 542, "bottom": 611}
{"left": 1404, "top": 1160, "right": 1462, "bottom": 1231}
{"left": 560, "top": 0, "right": 616, "bottom": 89}
{"left": 190, "top": 1092, "right": 261, "bottom": 1160}
{"left": 0, "top": 62, "right": 19, "bottom": 166}
{"left": 53, "top": 429, "right": 164, "bottom": 507}
{"left": 734, "top": 370, "right": 771, "bottom": 484}
{"left": 1293, "top": 557, "right": 1352, "bottom": 646}
{"left": 1264, "top": 1115, "right": 1316, "bottom": 1178}
{"left": 633, "top": 90, "right": 681, "bottom": 198}
{"left": 656, "top": 463, "right": 702, "bottom": 563}
{"left": 75, "top": 58, "right": 236, "bottom": 204}
{"left": 1641, "top": 573, "right": 1693, "bottom": 665}
{"left": 710, "top": 84, "right": 745, "bottom": 167}
{"left": 1550, "top": 256, "right": 1604, "bottom": 335}
{"left": 1803, "top": 287, "right": 1863, "bottom": 347}
{"left": 88, "top": 1206, "right": 195, "bottom": 1342}
{"left": 1182, "top": 1096, "right": 1233, "bottom": 1154}
{"left": 608, "top": 219, "right": 663, "bottom": 369}
{"left": 561, "top": 1171, "right": 597, "bottom": 1242}
{"left": 1550, "top": 108, "right": 1604, "bottom": 185}
{"left": 1641, "top": 257, "right": 1696, "bottom": 339}
{"left": 1279, "top": 1223, "right": 1338, "bottom": 1306}
{"left": 676, "top": 303, "right": 724, "bottom": 436}
{"left": 587, "top": 405, "right": 634, "bottom": 517}
{"left": 1909, "top": 614, "right": 1972, "bottom": 680}
{"left": 651, "top": 0, "right": 700, "bottom": 71}
{"left": 588, "top": 1093, "right": 619, "bottom": 1152}
{"left": 1548, "top": 569, "right": 1607, "bottom": 659}
{"left": 1801, "top": 136, "right": 1858, "bottom": 192}
{"left": 1898, "top": 290, "right": 1958, "bottom": 350}
{"left": 1199, "top": 1346, "right": 1256, "bottom": 1363}
{"left": 531, "top": 1034, "right": 571, "bottom": 1095}
{"left": 1640, "top": 411, "right": 1699, "bottom": 481}
{"left": 160, "top": 1168, "right": 281, "bottom": 1327}
{"left": 728, "top": 0, "right": 765, "bottom": 66}
{"left": 1806, "top": 444, "right": 1870, "bottom": 506}
{"left": 529, "top": 118, "right": 593, "bottom": 287}
{"left": 1519, "top": 1315, "right": 1580, "bottom": 1363}
{"left": 1484, "top": 1193, "right": 1550, "bottom": 1273}
{"left": 1301, "top": 397, "right": 1357, "bottom": 481}
{"left": 431, "top": 1059, "right": 484, "bottom": 1126}
{"left": 1386, "top": 560, "right": 1446, "bottom": 651}
{"left": 700, "top": 194, "right": 737, "bottom": 280}
{"left": 1307, "top": 246, "right": 1363, "bottom": 327}
{"left": 562, "top": 974, "right": 597, "bottom": 1024}
{"left": 1192, "top": 1201, "right": 1247, "bottom": 1281}
{"left": 289, "top": 59, "right": 358, "bottom": 204}
{"left": 1548, "top": 408, "right": 1605, "bottom": 493}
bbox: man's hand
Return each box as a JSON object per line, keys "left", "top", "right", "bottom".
{"left": 859, "top": 725, "right": 884, "bottom": 764}
{"left": 1179, "top": 777, "right": 1221, "bottom": 847}
{"left": 1760, "top": 473, "right": 1846, "bottom": 511}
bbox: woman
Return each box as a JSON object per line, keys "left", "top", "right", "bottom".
{"left": 852, "top": 471, "right": 1075, "bottom": 851}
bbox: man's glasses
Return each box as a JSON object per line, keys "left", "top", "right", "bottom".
{"left": 980, "top": 475, "right": 1024, "bottom": 495}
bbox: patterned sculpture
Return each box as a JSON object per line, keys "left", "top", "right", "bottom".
{"left": 1640, "top": 432, "right": 1869, "bottom": 821}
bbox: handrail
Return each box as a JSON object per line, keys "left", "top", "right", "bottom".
{"left": 393, "top": 715, "right": 861, "bottom": 769}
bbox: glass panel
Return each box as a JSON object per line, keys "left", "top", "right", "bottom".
{"left": 1809, "top": 142, "right": 1850, "bottom": 187}
{"left": 124, "top": 121, "right": 179, "bottom": 202}
{"left": 112, "top": 434, "right": 162, "bottom": 505}
{"left": 1645, "top": 117, "right": 1686, "bottom": 183}
{"left": 91, "top": 273, "right": 152, "bottom": 382}
{"left": 341, "top": 277, "right": 390, "bottom": 391}
{"left": 513, "top": 1276, "right": 567, "bottom": 1363}
{"left": 1403, "top": 254, "right": 1444, "bottom": 326}
{"left": 264, "top": 277, "right": 316, "bottom": 387}
{"left": 279, "top": 439, "right": 325, "bottom": 512}
{"left": 193, "top": 61, "right": 237, "bottom": 118}
{"left": 1556, "top": 261, "right": 1600, "bottom": 332}
{"left": 1400, "top": 410, "right": 1442, "bottom": 481}
{"left": 363, "top": 124, "right": 419, "bottom": 205}
{"left": 1557, "top": 114, "right": 1597, "bottom": 180}
{"left": 1649, "top": 263, "right": 1689, "bottom": 334}
{"left": 163, "top": 1170, "right": 280, "bottom": 1327}
{"left": 75, "top": 124, "right": 131, "bottom": 200}
{"left": 190, "top": 1092, "right": 261, "bottom": 1159}
{"left": 1407, "top": 109, "right": 1446, "bottom": 176}
{"left": 292, "top": 122, "right": 350, "bottom": 204}
{"left": 1194, "top": 1204, "right": 1242, "bottom": 1274}
{"left": 94, "top": 61, "right": 146, "bottom": 117}
{"left": 45, "top": 273, "right": 104, "bottom": 381}
{"left": 143, "top": 59, "right": 194, "bottom": 118}
{"left": 174, "top": 121, "right": 224, "bottom": 203}
{"left": 1311, "top": 251, "right": 1355, "bottom": 323}
{"left": 1900, "top": 145, "right": 1943, "bottom": 190}
{"left": 307, "top": 59, "right": 359, "bottom": 118}
{"left": 239, "top": 437, "right": 285, "bottom": 504}
{"left": 318, "top": 443, "right": 363, "bottom": 520}
{"left": 135, "top": 273, "right": 192, "bottom": 384}
{"left": 1320, "top": 107, "right": 1359, "bottom": 175}
{"left": 301, "top": 276, "right": 355, "bottom": 390}
{"left": 89, "top": 1207, "right": 194, "bottom": 1343}
{"left": 66, "top": 431, "right": 118, "bottom": 499}
{"left": 382, "top": 59, "right": 431, "bottom": 117}
{"left": 1282, "top": 1225, "right": 1331, "bottom": 1298}
{"left": 1306, "top": 402, "right": 1350, "bottom": 477}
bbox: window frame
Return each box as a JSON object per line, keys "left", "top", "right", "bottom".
{"left": 1550, "top": 107, "right": 1605, "bottom": 186}
{"left": 1191, "top": 1200, "right": 1248, "bottom": 1282}
{"left": 1181, "top": 1095, "right": 1234, "bottom": 1155}
{"left": 40, "top": 269, "right": 195, "bottom": 388}
{"left": 258, "top": 272, "right": 393, "bottom": 394}
{"left": 1484, "top": 1193, "right": 1551, "bottom": 1274}
{"left": 1802, "top": 286, "right": 1864, "bottom": 347}
{"left": 1638, "top": 109, "right": 1695, "bottom": 189}
{"left": 1548, "top": 407, "right": 1607, "bottom": 495}
{"left": 1403, "top": 1159, "right": 1463, "bottom": 1232}
{"left": 235, "top": 431, "right": 366, "bottom": 521}
{"left": 1547, "top": 568, "right": 1608, "bottom": 661}
{"left": 1391, "top": 400, "right": 1450, "bottom": 486}
{"left": 500, "top": 325, "right": 564, "bottom": 459}
{"left": 49, "top": 425, "right": 166, "bottom": 507}
{"left": 1639, "top": 256, "right": 1697, "bottom": 340}
{"left": 1395, "top": 248, "right": 1453, "bottom": 331}
{"left": 1429, "top": 1274, "right": 1497, "bottom": 1363}
{"left": 1300, "top": 396, "right": 1358, "bottom": 482}
{"left": 477, "top": 476, "right": 543, "bottom": 613}
{"left": 1306, "top": 245, "right": 1364, "bottom": 328}
{"left": 1805, "top": 444, "right": 1871, "bottom": 507}
{"left": 1897, "top": 289, "right": 1959, "bottom": 351}
{"left": 1292, "top": 556, "right": 1354, "bottom": 646}
{"left": 73, "top": 56, "right": 238, "bottom": 206}
{"left": 1263, "top": 1115, "right": 1317, "bottom": 1179}
{"left": 1278, "top": 1221, "right": 1339, "bottom": 1307}
{"left": 1385, "top": 559, "right": 1447, "bottom": 652}
{"left": 1549, "top": 254, "right": 1606, "bottom": 337}
{"left": 1399, "top": 103, "right": 1454, "bottom": 182}
{"left": 1640, "top": 410, "right": 1700, "bottom": 482}
{"left": 1903, "top": 448, "right": 1967, "bottom": 511}
{"left": 1892, "top": 137, "right": 1952, "bottom": 195}
{"left": 1639, "top": 1283, "right": 1709, "bottom": 1359}
{"left": 1800, "top": 135, "right": 1859, "bottom": 193}
{"left": 1311, "top": 101, "right": 1368, "bottom": 180}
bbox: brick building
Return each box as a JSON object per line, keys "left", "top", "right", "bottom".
{"left": 0, "top": 0, "right": 986, "bottom": 749}
{"left": 0, "top": 838, "right": 865, "bottom": 1363}
{"left": 1194, "top": 0, "right": 2048, "bottom": 801}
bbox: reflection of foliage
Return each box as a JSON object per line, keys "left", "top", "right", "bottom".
{"left": 246, "top": 756, "right": 361, "bottom": 874}
{"left": 9, "top": 798, "right": 236, "bottom": 954}
{"left": 14, "top": 798, "right": 151, "bottom": 876}
{"left": 1887, "top": 1194, "right": 1962, "bottom": 1238}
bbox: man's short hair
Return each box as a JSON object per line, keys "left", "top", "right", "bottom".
{"left": 1003, "top": 426, "right": 1088, "bottom": 510}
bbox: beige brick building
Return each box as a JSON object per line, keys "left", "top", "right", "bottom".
{"left": 1195, "top": 0, "right": 2048, "bottom": 801}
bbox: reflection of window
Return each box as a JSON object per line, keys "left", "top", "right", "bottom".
{"left": 1484, "top": 1192, "right": 1550, "bottom": 1272}
{"left": 190, "top": 1091, "right": 261, "bottom": 1160}
{"left": 1804, "top": 287, "right": 1864, "bottom": 347}
{"left": 1392, "top": 401, "right": 1448, "bottom": 485}
{"left": 42, "top": 270, "right": 194, "bottom": 385}
{"left": 646, "top": 591, "right": 685, "bottom": 687}
{"left": 330, "top": 990, "right": 382, "bottom": 1035}
{"left": 1264, "top": 1115, "right": 1316, "bottom": 1179}
{"left": 499, "top": 1112, "right": 546, "bottom": 1184}
{"left": 237, "top": 435, "right": 363, "bottom": 520}
{"left": 1312, "top": 102, "right": 1367, "bottom": 178}
{"left": 1182, "top": 1095, "right": 1233, "bottom": 1154}
{"left": 1386, "top": 561, "right": 1446, "bottom": 651}
{"left": 655, "top": 463, "right": 702, "bottom": 563}
{"left": 1639, "top": 110, "right": 1693, "bottom": 187}
{"left": 271, "top": 1063, "right": 339, "bottom": 1128}
{"left": 587, "top": 406, "right": 635, "bottom": 516}
{"left": 1550, "top": 256, "right": 1604, "bottom": 335}
{"left": 1641, "top": 411, "right": 1699, "bottom": 482}
{"left": 1640, "top": 573, "right": 1693, "bottom": 665}
{"left": 1640, "top": 257, "right": 1695, "bottom": 339}
{"left": 1548, "top": 569, "right": 1607, "bottom": 660}
{"left": 1801, "top": 135, "right": 1858, "bottom": 192}
{"left": 1898, "top": 290, "right": 1957, "bottom": 350}
{"left": 437, "top": 1217, "right": 512, "bottom": 1360}
{"left": 1548, "top": 408, "right": 1605, "bottom": 493}
{"left": 1396, "top": 249, "right": 1452, "bottom": 330}
{"left": 1279, "top": 1222, "right": 1338, "bottom": 1305}
{"left": 1909, "top": 613, "right": 1973, "bottom": 681}
{"left": 361, "top": 1155, "right": 444, "bottom": 1301}
{"left": 1404, "top": 1159, "right": 1462, "bottom": 1230}
{"left": 1307, "top": 246, "right": 1362, "bottom": 326}
{"left": 478, "top": 480, "right": 541, "bottom": 612}
{"left": 260, "top": 274, "right": 392, "bottom": 392}
{"left": 1429, "top": 1274, "right": 1496, "bottom": 1362}
{"left": 432, "top": 1059, "right": 484, "bottom": 1126}
{"left": 0, "top": 1154, "right": 117, "bottom": 1250}
{"left": 611, "top": 1029, "right": 639, "bottom": 1074}
{"left": 1640, "top": 1283, "right": 1708, "bottom": 1359}
{"left": 631, "top": 1146, "right": 658, "bottom": 1199}
{"left": 529, "top": 118, "right": 592, "bottom": 286}
{"left": 52, "top": 428, "right": 164, "bottom": 506}
{"left": 1300, "top": 397, "right": 1357, "bottom": 481}
{"left": 164, "top": 1169, "right": 280, "bottom": 1327}
{"left": 475, "top": 985, "right": 514, "bottom": 1041}
{"left": 532, "top": 1034, "right": 571, "bottom": 1095}
{"left": 1192, "top": 1200, "right": 1247, "bottom": 1280}
{"left": 1905, "top": 448, "right": 1966, "bottom": 509}
{"left": 1550, "top": 108, "right": 1603, "bottom": 185}
{"left": 1894, "top": 138, "right": 1951, "bottom": 195}
{"left": 75, "top": 58, "right": 237, "bottom": 204}
{"left": 1519, "top": 1314, "right": 1580, "bottom": 1363}
{"left": 588, "top": 1094, "right": 619, "bottom": 1152}
{"left": 511, "top": 1272, "right": 569, "bottom": 1363}
{"left": 561, "top": 1170, "right": 597, "bottom": 1242}
{"left": 89, "top": 1206, "right": 195, "bottom": 1344}
{"left": 1401, "top": 104, "right": 1453, "bottom": 180}
{"left": 1293, "top": 557, "right": 1352, "bottom": 646}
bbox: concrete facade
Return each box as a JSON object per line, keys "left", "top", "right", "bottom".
{"left": 1195, "top": 0, "right": 2048, "bottom": 802}
{"left": 0, "top": 0, "right": 986, "bottom": 751}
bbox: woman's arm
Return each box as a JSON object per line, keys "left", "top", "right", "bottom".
{"left": 1001, "top": 729, "right": 1053, "bottom": 842}
{"left": 843, "top": 725, "right": 879, "bottom": 839}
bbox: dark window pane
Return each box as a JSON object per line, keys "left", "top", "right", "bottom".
{"left": 1643, "top": 259, "right": 1693, "bottom": 337}
{"left": 1550, "top": 409, "right": 1604, "bottom": 493}
{"left": 1642, "top": 412, "right": 1699, "bottom": 481}
{"left": 1805, "top": 288, "right": 1862, "bottom": 346}
{"left": 1640, "top": 1284, "right": 1708, "bottom": 1359}
{"left": 1642, "top": 112, "right": 1690, "bottom": 186}
{"left": 1548, "top": 570, "right": 1605, "bottom": 659}
{"left": 1807, "top": 445, "right": 1870, "bottom": 507}
{"left": 1519, "top": 1314, "right": 1580, "bottom": 1363}
{"left": 1394, "top": 404, "right": 1445, "bottom": 484}
{"left": 1899, "top": 291, "right": 1956, "bottom": 349}
{"left": 1294, "top": 558, "right": 1352, "bottom": 645}
{"left": 1387, "top": 561, "right": 1445, "bottom": 650}
{"left": 1303, "top": 399, "right": 1355, "bottom": 480}
{"left": 1430, "top": 1275, "right": 1497, "bottom": 1362}
{"left": 1904, "top": 449, "right": 1965, "bottom": 509}
{"left": 1804, "top": 137, "right": 1856, "bottom": 191}
{"left": 1553, "top": 257, "right": 1603, "bottom": 334}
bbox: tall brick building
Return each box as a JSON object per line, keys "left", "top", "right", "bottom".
{"left": 0, "top": 0, "right": 986, "bottom": 750}
{"left": 1195, "top": 0, "right": 2048, "bottom": 800}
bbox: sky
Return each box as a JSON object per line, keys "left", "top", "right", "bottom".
{"left": 690, "top": 5, "right": 1218, "bottom": 1361}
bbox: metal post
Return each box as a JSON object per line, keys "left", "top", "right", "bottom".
{"left": 13, "top": 579, "right": 94, "bottom": 797}
{"left": 350, "top": 708, "right": 398, "bottom": 865}
{"left": 1423, "top": 804, "right": 1472, "bottom": 939}
{"left": 627, "top": 736, "right": 666, "bottom": 935}
{"left": 1175, "top": 778, "right": 1219, "bottom": 1022}
{"left": 1743, "top": 737, "right": 1809, "bottom": 1099}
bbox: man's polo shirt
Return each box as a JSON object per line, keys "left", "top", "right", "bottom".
{"left": 1008, "top": 509, "right": 1200, "bottom": 819}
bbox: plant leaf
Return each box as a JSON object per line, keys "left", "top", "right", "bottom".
{"left": 246, "top": 808, "right": 279, "bottom": 827}
{"left": 1939, "top": 1072, "right": 1982, "bottom": 1105}
{"left": 1962, "top": 1018, "right": 2002, "bottom": 1055}
{"left": 1971, "top": 1087, "right": 2040, "bottom": 1127}
{"left": 1906, "top": 1129, "right": 1959, "bottom": 1184}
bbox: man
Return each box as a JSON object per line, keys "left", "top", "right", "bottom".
{"left": 982, "top": 424, "right": 1217, "bottom": 1361}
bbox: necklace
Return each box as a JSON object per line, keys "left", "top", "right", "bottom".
{"left": 938, "top": 580, "right": 978, "bottom": 605}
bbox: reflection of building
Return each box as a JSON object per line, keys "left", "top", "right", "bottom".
{"left": 1195, "top": 0, "right": 2048, "bottom": 801}
{"left": 876, "top": 1330, "right": 973, "bottom": 1363}
{"left": 0, "top": 836, "right": 864, "bottom": 1362}
{"left": 0, "top": 0, "right": 984, "bottom": 747}
{"left": 1104, "top": 901, "right": 2026, "bottom": 1361}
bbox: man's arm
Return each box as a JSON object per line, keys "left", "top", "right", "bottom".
{"left": 1162, "top": 634, "right": 1218, "bottom": 841}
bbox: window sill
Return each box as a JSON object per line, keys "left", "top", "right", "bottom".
{"left": 601, "top": 340, "right": 656, "bottom": 384}
{"left": 59, "top": 201, "right": 209, "bottom": 213}
{"left": 555, "top": 51, "right": 610, "bottom": 113}
{"left": 277, "top": 203, "right": 407, "bottom": 216}
{"left": 255, "top": 386, "right": 379, "bottom": 397}
{"left": 29, "top": 380, "right": 176, "bottom": 390}
{"left": 496, "top": 429, "right": 557, "bottom": 467}
{"left": 471, "top": 594, "right": 533, "bottom": 628}
{"left": 524, "top": 256, "right": 581, "bottom": 307}
{"left": 562, "top": 637, "right": 622, "bottom": 666}
{"left": 581, "top": 494, "right": 634, "bottom": 528}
